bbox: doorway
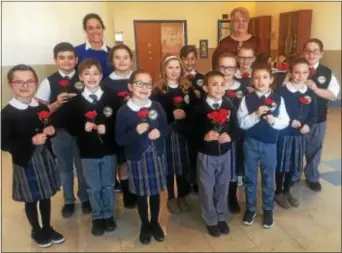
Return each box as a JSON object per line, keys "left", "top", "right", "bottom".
{"left": 134, "top": 20, "right": 188, "bottom": 82}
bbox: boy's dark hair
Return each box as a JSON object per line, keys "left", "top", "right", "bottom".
{"left": 180, "top": 45, "right": 197, "bottom": 58}
{"left": 7, "top": 64, "right": 38, "bottom": 83}
{"left": 53, "top": 42, "right": 76, "bottom": 58}
{"left": 289, "top": 57, "right": 309, "bottom": 72}
{"left": 303, "top": 38, "right": 324, "bottom": 52}
{"left": 78, "top": 59, "right": 102, "bottom": 74}
{"left": 109, "top": 44, "right": 133, "bottom": 63}
{"left": 83, "top": 13, "right": 105, "bottom": 30}
{"left": 203, "top": 70, "right": 224, "bottom": 86}
{"left": 129, "top": 70, "right": 150, "bottom": 84}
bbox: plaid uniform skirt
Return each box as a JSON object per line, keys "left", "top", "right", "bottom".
{"left": 165, "top": 127, "right": 191, "bottom": 177}
{"left": 277, "top": 135, "right": 305, "bottom": 173}
{"left": 12, "top": 146, "right": 60, "bottom": 203}
{"left": 127, "top": 143, "right": 167, "bottom": 197}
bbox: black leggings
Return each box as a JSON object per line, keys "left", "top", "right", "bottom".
{"left": 136, "top": 194, "right": 160, "bottom": 226}
{"left": 275, "top": 172, "right": 292, "bottom": 194}
{"left": 25, "top": 198, "right": 51, "bottom": 231}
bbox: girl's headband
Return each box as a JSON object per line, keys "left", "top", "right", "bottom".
{"left": 164, "top": 55, "right": 179, "bottom": 63}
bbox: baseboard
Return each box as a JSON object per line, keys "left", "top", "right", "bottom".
{"left": 328, "top": 99, "right": 341, "bottom": 107}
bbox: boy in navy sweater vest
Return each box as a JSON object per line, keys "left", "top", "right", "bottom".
{"left": 189, "top": 71, "right": 236, "bottom": 237}
{"left": 296, "top": 38, "right": 340, "bottom": 192}
{"left": 35, "top": 42, "right": 90, "bottom": 218}
{"left": 237, "top": 64, "right": 289, "bottom": 228}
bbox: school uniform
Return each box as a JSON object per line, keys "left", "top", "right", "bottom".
{"left": 237, "top": 91, "right": 289, "bottom": 214}
{"left": 276, "top": 84, "right": 317, "bottom": 192}
{"left": 153, "top": 84, "right": 197, "bottom": 200}
{"left": 35, "top": 70, "right": 88, "bottom": 208}
{"left": 186, "top": 70, "right": 205, "bottom": 99}
{"left": 1, "top": 98, "right": 60, "bottom": 203}
{"left": 294, "top": 63, "right": 340, "bottom": 185}
{"left": 75, "top": 41, "right": 113, "bottom": 79}
{"left": 234, "top": 69, "right": 252, "bottom": 89}
{"left": 54, "top": 87, "right": 121, "bottom": 223}
{"left": 189, "top": 97, "right": 236, "bottom": 227}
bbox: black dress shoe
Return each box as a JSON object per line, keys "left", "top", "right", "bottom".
{"left": 61, "top": 203, "right": 75, "bottom": 218}
{"left": 218, "top": 221, "right": 230, "bottom": 235}
{"left": 306, "top": 181, "right": 322, "bottom": 192}
{"left": 139, "top": 224, "right": 152, "bottom": 245}
{"left": 206, "top": 225, "right": 221, "bottom": 237}
{"left": 104, "top": 216, "right": 117, "bottom": 232}
{"left": 92, "top": 219, "right": 105, "bottom": 236}
{"left": 150, "top": 222, "right": 165, "bottom": 242}
{"left": 82, "top": 201, "right": 92, "bottom": 214}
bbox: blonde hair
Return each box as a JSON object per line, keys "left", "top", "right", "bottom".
{"left": 155, "top": 54, "right": 191, "bottom": 93}
{"left": 230, "top": 7, "right": 250, "bottom": 21}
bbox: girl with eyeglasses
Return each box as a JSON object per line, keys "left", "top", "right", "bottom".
{"left": 1, "top": 64, "right": 64, "bottom": 248}
{"left": 115, "top": 70, "right": 168, "bottom": 245}
{"left": 217, "top": 53, "right": 248, "bottom": 214}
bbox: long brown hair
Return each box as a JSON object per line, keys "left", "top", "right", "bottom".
{"left": 155, "top": 54, "right": 191, "bottom": 93}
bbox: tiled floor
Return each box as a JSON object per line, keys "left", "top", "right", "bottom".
{"left": 2, "top": 108, "right": 341, "bottom": 252}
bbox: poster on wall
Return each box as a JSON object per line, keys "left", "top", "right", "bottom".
{"left": 217, "top": 20, "right": 232, "bottom": 43}
{"left": 199, "top": 39, "right": 208, "bottom": 59}
{"left": 161, "top": 23, "right": 185, "bottom": 58}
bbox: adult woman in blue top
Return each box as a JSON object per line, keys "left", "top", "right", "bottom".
{"left": 75, "top": 13, "right": 113, "bottom": 79}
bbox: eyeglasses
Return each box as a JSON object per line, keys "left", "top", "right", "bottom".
{"left": 303, "top": 50, "right": 321, "bottom": 56}
{"left": 218, "top": 65, "right": 236, "bottom": 71}
{"left": 11, "top": 80, "right": 36, "bottom": 87}
{"left": 133, "top": 81, "right": 153, "bottom": 89}
{"left": 238, "top": 56, "right": 255, "bottom": 61}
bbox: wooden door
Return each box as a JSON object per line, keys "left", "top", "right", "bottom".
{"left": 134, "top": 21, "right": 186, "bottom": 82}
{"left": 295, "top": 10, "right": 312, "bottom": 56}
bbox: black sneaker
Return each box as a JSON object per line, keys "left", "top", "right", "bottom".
{"left": 306, "top": 181, "right": 322, "bottom": 192}
{"left": 150, "top": 222, "right": 165, "bottom": 242}
{"left": 243, "top": 210, "right": 256, "bottom": 226}
{"left": 31, "top": 229, "right": 52, "bottom": 248}
{"left": 61, "top": 203, "right": 75, "bottom": 218}
{"left": 43, "top": 227, "right": 65, "bottom": 244}
{"left": 92, "top": 219, "right": 105, "bottom": 236}
{"left": 82, "top": 201, "right": 92, "bottom": 214}
{"left": 139, "top": 223, "right": 152, "bottom": 245}
{"left": 206, "top": 225, "right": 221, "bottom": 237}
{"left": 104, "top": 216, "right": 117, "bottom": 232}
{"left": 114, "top": 180, "right": 122, "bottom": 192}
{"left": 263, "top": 210, "right": 273, "bottom": 228}
{"left": 218, "top": 221, "right": 230, "bottom": 235}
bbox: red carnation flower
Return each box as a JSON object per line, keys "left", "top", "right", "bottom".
{"left": 207, "top": 108, "right": 230, "bottom": 133}
{"left": 137, "top": 109, "right": 149, "bottom": 120}
{"left": 226, "top": 90, "right": 236, "bottom": 98}
{"left": 85, "top": 110, "right": 97, "bottom": 120}
{"left": 118, "top": 91, "right": 128, "bottom": 99}
{"left": 264, "top": 97, "right": 275, "bottom": 106}
{"left": 299, "top": 96, "right": 311, "bottom": 105}
{"left": 187, "top": 73, "right": 195, "bottom": 80}
{"left": 37, "top": 110, "right": 50, "bottom": 121}
{"left": 59, "top": 80, "right": 69, "bottom": 87}
{"left": 242, "top": 72, "right": 250, "bottom": 78}
{"left": 173, "top": 96, "right": 183, "bottom": 104}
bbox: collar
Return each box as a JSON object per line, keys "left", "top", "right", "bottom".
{"left": 109, "top": 71, "right": 132, "bottom": 80}
{"left": 9, "top": 97, "right": 39, "bottom": 110}
{"left": 310, "top": 62, "right": 319, "bottom": 70}
{"left": 168, "top": 83, "right": 179, "bottom": 89}
{"left": 82, "top": 87, "right": 104, "bottom": 101}
{"left": 226, "top": 80, "right": 241, "bottom": 90}
{"left": 186, "top": 69, "right": 196, "bottom": 76}
{"left": 255, "top": 90, "right": 272, "bottom": 98}
{"left": 286, "top": 83, "right": 308, "bottom": 94}
{"left": 127, "top": 99, "right": 152, "bottom": 112}
{"left": 85, "top": 40, "right": 108, "bottom": 52}
{"left": 206, "top": 96, "right": 223, "bottom": 109}
{"left": 58, "top": 70, "right": 76, "bottom": 79}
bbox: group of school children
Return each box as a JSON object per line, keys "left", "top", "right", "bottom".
{"left": 1, "top": 37, "right": 340, "bottom": 248}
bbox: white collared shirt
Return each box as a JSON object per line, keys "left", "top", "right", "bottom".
{"left": 82, "top": 87, "right": 104, "bottom": 103}
{"left": 127, "top": 99, "right": 152, "bottom": 112}
{"left": 35, "top": 70, "right": 76, "bottom": 103}
{"left": 311, "top": 62, "right": 340, "bottom": 100}
{"left": 237, "top": 91, "right": 289, "bottom": 130}
{"left": 109, "top": 71, "right": 132, "bottom": 80}
{"left": 85, "top": 40, "right": 108, "bottom": 52}
{"left": 168, "top": 83, "right": 179, "bottom": 89}
{"left": 286, "top": 83, "right": 308, "bottom": 94}
{"left": 9, "top": 97, "right": 39, "bottom": 110}
{"left": 235, "top": 69, "right": 251, "bottom": 79}
{"left": 226, "top": 80, "right": 242, "bottom": 90}
{"left": 186, "top": 69, "right": 196, "bottom": 76}
{"left": 206, "top": 96, "right": 223, "bottom": 110}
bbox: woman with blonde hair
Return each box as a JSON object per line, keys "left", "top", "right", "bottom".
{"left": 212, "top": 7, "right": 265, "bottom": 69}
{"left": 153, "top": 55, "right": 197, "bottom": 215}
